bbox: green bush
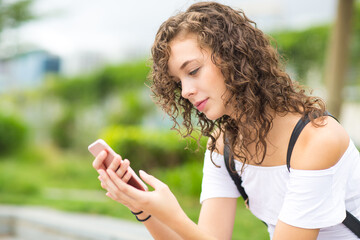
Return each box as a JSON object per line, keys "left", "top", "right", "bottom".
{"left": 154, "top": 160, "right": 203, "bottom": 197}
{"left": 0, "top": 172, "right": 40, "bottom": 195}
{"left": 0, "top": 113, "right": 28, "bottom": 156}
{"left": 0, "top": 160, "right": 40, "bottom": 195}
{"left": 51, "top": 109, "right": 76, "bottom": 148}
{"left": 47, "top": 60, "right": 150, "bottom": 106}
{"left": 108, "top": 89, "right": 155, "bottom": 125}
{"left": 100, "top": 125, "right": 207, "bottom": 171}
{"left": 271, "top": 25, "right": 330, "bottom": 81}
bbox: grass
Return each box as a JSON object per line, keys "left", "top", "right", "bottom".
{"left": 0, "top": 143, "right": 269, "bottom": 240}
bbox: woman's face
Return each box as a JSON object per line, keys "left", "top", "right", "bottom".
{"left": 168, "top": 33, "right": 232, "bottom": 120}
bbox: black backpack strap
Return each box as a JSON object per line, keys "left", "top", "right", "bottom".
{"left": 286, "top": 113, "right": 338, "bottom": 171}
{"left": 343, "top": 211, "right": 360, "bottom": 238}
{"left": 224, "top": 139, "right": 249, "bottom": 207}
{"left": 286, "top": 114, "right": 311, "bottom": 171}
{"left": 224, "top": 138, "right": 268, "bottom": 226}
{"left": 286, "top": 113, "right": 360, "bottom": 238}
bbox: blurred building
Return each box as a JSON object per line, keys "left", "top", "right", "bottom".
{"left": 0, "top": 49, "right": 61, "bottom": 92}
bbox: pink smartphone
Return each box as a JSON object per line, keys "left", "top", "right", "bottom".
{"left": 88, "top": 139, "right": 148, "bottom": 191}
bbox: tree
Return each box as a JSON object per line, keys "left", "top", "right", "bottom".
{"left": 324, "top": 0, "right": 356, "bottom": 118}
{"left": 272, "top": 1, "right": 360, "bottom": 119}
{"left": 0, "top": 0, "right": 35, "bottom": 35}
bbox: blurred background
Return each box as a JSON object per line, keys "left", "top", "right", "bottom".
{"left": 0, "top": 0, "right": 359, "bottom": 239}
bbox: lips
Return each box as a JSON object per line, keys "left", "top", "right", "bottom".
{"left": 194, "top": 98, "right": 208, "bottom": 112}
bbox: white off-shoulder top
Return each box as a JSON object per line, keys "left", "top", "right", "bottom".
{"left": 200, "top": 139, "right": 360, "bottom": 239}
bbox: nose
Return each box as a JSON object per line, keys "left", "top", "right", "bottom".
{"left": 181, "top": 79, "right": 196, "bottom": 99}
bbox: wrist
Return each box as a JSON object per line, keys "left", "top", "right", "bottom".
{"left": 131, "top": 210, "right": 151, "bottom": 223}
{"left": 135, "top": 214, "right": 151, "bottom": 222}
{"left": 130, "top": 210, "right": 143, "bottom": 215}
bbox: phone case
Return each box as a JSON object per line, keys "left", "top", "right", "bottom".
{"left": 88, "top": 139, "right": 148, "bottom": 191}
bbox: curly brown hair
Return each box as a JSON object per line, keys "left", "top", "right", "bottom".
{"left": 149, "top": 1, "right": 326, "bottom": 167}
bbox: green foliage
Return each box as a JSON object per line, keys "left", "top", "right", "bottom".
{"left": 0, "top": 0, "right": 36, "bottom": 32}
{"left": 271, "top": 25, "right": 330, "bottom": 81}
{"left": 51, "top": 109, "right": 76, "bottom": 149}
{"left": 109, "top": 89, "right": 155, "bottom": 125}
{"left": 0, "top": 166, "right": 40, "bottom": 195}
{"left": 0, "top": 112, "right": 28, "bottom": 156}
{"left": 271, "top": 2, "right": 360, "bottom": 85}
{"left": 154, "top": 160, "right": 203, "bottom": 197}
{"left": 97, "top": 60, "right": 150, "bottom": 90}
{"left": 101, "top": 125, "right": 207, "bottom": 170}
{"left": 47, "top": 60, "right": 150, "bottom": 106}
{"left": 43, "top": 60, "right": 156, "bottom": 150}
{"left": 0, "top": 145, "right": 269, "bottom": 239}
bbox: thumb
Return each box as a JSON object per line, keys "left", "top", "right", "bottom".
{"left": 139, "top": 170, "right": 165, "bottom": 189}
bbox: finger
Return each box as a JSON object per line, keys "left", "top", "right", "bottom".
{"left": 106, "top": 169, "right": 144, "bottom": 208}
{"left": 101, "top": 169, "right": 139, "bottom": 205}
{"left": 107, "top": 169, "right": 144, "bottom": 200}
{"left": 106, "top": 192, "right": 138, "bottom": 211}
{"left": 93, "top": 150, "right": 107, "bottom": 170}
{"left": 106, "top": 191, "right": 121, "bottom": 202}
{"left": 139, "top": 170, "right": 166, "bottom": 190}
{"left": 106, "top": 191, "right": 114, "bottom": 199}
{"left": 117, "top": 159, "right": 130, "bottom": 178}
{"left": 98, "top": 172, "right": 109, "bottom": 190}
{"left": 98, "top": 169, "right": 120, "bottom": 194}
{"left": 122, "top": 169, "right": 132, "bottom": 183}
{"left": 108, "top": 154, "right": 122, "bottom": 172}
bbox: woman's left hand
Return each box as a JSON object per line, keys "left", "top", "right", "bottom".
{"left": 98, "top": 168, "right": 186, "bottom": 224}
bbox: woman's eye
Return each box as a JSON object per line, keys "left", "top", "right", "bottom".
{"left": 189, "top": 68, "right": 199, "bottom": 76}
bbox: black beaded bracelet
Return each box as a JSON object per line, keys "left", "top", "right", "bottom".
{"left": 135, "top": 214, "right": 152, "bottom": 222}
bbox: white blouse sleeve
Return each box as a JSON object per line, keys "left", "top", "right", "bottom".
{"left": 278, "top": 158, "right": 349, "bottom": 229}
{"left": 200, "top": 150, "right": 241, "bottom": 204}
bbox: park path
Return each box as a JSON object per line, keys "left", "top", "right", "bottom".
{"left": 0, "top": 205, "right": 153, "bottom": 240}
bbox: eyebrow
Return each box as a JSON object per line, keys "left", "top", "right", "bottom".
{"left": 180, "top": 59, "right": 196, "bottom": 70}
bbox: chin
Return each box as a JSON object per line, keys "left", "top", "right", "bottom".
{"left": 204, "top": 112, "right": 223, "bottom": 121}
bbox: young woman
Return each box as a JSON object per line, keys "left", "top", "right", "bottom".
{"left": 93, "top": 2, "right": 360, "bottom": 239}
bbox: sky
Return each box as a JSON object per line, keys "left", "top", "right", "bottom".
{"left": 1, "top": 0, "right": 338, "bottom": 74}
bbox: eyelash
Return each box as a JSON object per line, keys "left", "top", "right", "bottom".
{"left": 189, "top": 68, "right": 200, "bottom": 76}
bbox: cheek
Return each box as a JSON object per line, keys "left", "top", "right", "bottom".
{"left": 210, "top": 67, "right": 226, "bottom": 88}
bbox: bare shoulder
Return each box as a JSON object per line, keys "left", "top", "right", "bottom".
{"left": 291, "top": 116, "right": 350, "bottom": 170}
{"left": 206, "top": 129, "right": 225, "bottom": 155}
